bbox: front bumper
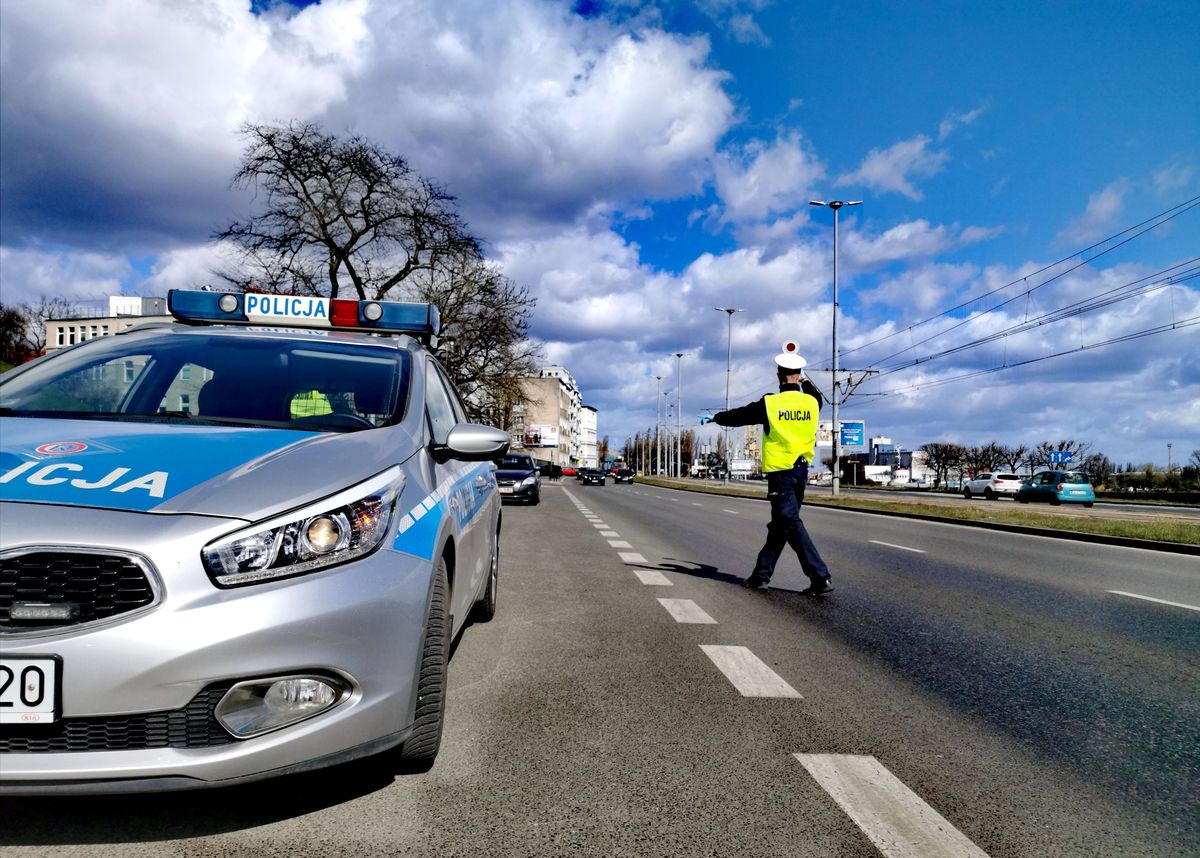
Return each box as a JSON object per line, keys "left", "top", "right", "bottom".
{"left": 0, "top": 502, "right": 431, "bottom": 793}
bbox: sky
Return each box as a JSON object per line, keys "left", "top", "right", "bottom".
{"left": 1, "top": 0, "right": 1197, "bottom": 469}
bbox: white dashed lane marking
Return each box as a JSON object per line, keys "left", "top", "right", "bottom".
{"left": 793, "top": 754, "right": 990, "bottom": 858}
{"left": 722, "top": 509, "right": 740, "bottom": 515}
{"left": 656, "top": 598, "right": 717, "bottom": 624}
{"left": 600, "top": 530, "right": 619, "bottom": 537}
{"left": 1107, "top": 591, "right": 1200, "bottom": 613}
{"left": 608, "top": 540, "right": 633, "bottom": 548}
{"left": 869, "top": 540, "right": 926, "bottom": 554}
{"left": 619, "top": 552, "right": 648, "bottom": 564}
{"left": 634, "top": 569, "right": 672, "bottom": 586}
{"left": 699, "top": 645, "right": 802, "bottom": 698}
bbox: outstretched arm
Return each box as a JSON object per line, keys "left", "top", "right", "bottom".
{"left": 713, "top": 397, "right": 767, "bottom": 428}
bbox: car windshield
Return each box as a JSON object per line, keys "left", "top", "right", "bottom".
{"left": 0, "top": 329, "right": 409, "bottom": 431}
{"left": 996, "top": 474, "right": 1019, "bottom": 480}
{"left": 497, "top": 455, "right": 534, "bottom": 469}
{"left": 1062, "top": 472, "right": 1090, "bottom": 484}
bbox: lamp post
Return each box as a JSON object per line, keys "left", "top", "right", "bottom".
{"left": 714, "top": 307, "right": 744, "bottom": 483}
{"left": 809, "top": 198, "right": 862, "bottom": 497}
{"left": 655, "top": 375, "right": 663, "bottom": 476}
{"left": 666, "top": 402, "right": 675, "bottom": 476}
{"left": 674, "top": 352, "right": 685, "bottom": 478}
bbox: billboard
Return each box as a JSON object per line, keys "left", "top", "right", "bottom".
{"left": 523, "top": 424, "right": 560, "bottom": 448}
{"left": 817, "top": 420, "right": 865, "bottom": 448}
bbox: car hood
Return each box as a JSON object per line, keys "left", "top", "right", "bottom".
{"left": 0, "top": 417, "right": 417, "bottom": 520}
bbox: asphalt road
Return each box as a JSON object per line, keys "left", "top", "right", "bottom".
{"left": 2, "top": 481, "right": 1197, "bottom": 857}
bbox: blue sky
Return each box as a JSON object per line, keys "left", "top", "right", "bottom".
{"left": 1, "top": 0, "right": 1197, "bottom": 467}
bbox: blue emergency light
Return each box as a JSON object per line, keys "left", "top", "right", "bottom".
{"left": 167, "top": 289, "right": 441, "bottom": 345}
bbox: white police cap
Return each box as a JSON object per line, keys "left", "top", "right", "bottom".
{"left": 775, "top": 341, "right": 807, "bottom": 370}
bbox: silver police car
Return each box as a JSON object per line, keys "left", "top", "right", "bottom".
{"left": 0, "top": 290, "right": 509, "bottom": 793}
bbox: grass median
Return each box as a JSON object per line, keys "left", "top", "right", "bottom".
{"left": 634, "top": 477, "right": 1200, "bottom": 548}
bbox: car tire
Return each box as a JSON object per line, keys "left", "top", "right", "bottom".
{"left": 1050, "top": 496, "right": 1061, "bottom": 505}
{"left": 1018, "top": 495, "right": 1028, "bottom": 504}
{"left": 397, "top": 557, "right": 450, "bottom": 772}
{"left": 470, "top": 538, "right": 499, "bottom": 623}
{"left": 1084, "top": 501, "right": 1094, "bottom": 508}
{"left": 529, "top": 490, "right": 540, "bottom": 506}
{"left": 984, "top": 488, "right": 995, "bottom": 500}
{"left": 963, "top": 487, "right": 972, "bottom": 499}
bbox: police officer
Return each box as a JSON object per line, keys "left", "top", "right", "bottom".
{"left": 712, "top": 341, "right": 834, "bottom": 595}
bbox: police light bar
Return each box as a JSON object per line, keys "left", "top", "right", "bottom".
{"left": 167, "top": 290, "right": 441, "bottom": 344}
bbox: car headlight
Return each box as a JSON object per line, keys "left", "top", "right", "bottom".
{"left": 202, "top": 468, "right": 402, "bottom": 587}
{"left": 520, "top": 476, "right": 537, "bottom": 488}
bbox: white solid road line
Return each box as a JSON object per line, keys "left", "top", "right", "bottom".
{"left": 634, "top": 569, "right": 672, "bottom": 585}
{"left": 699, "top": 645, "right": 802, "bottom": 698}
{"left": 656, "top": 598, "right": 717, "bottom": 624}
{"left": 1107, "top": 591, "right": 1200, "bottom": 613}
{"left": 793, "top": 754, "right": 990, "bottom": 858}
{"left": 869, "top": 540, "right": 927, "bottom": 554}
{"left": 619, "top": 552, "right": 648, "bottom": 564}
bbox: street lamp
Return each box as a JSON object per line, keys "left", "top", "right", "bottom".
{"left": 674, "top": 352, "right": 685, "bottom": 478}
{"left": 655, "top": 375, "right": 663, "bottom": 476}
{"left": 714, "top": 307, "right": 744, "bottom": 483}
{"left": 809, "top": 198, "right": 862, "bottom": 497}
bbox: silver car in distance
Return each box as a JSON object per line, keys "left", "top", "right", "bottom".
{"left": 0, "top": 290, "right": 508, "bottom": 793}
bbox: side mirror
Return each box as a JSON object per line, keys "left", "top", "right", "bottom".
{"left": 433, "top": 423, "right": 510, "bottom": 463}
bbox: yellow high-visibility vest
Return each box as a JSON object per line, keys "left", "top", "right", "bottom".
{"left": 290, "top": 389, "right": 333, "bottom": 418}
{"left": 762, "top": 390, "right": 819, "bottom": 472}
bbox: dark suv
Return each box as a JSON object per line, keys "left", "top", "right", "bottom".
{"left": 495, "top": 453, "right": 541, "bottom": 504}
{"left": 613, "top": 468, "right": 635, "bottom": 484}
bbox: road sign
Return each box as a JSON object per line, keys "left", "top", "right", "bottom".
{"left": 817, "top": 420, "right": 865, "bottom": 448}
{"left": 1048, "top": 450, "right": 1074, "bottom": 464}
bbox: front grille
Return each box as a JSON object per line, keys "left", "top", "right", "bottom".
{"left": 0, "top": 551, "right": 156, "bottom": 632}
{"left": 0, "top": 684, "right": 235, "bottom": 753}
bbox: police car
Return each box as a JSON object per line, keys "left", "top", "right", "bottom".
{"left": 0, "top": 290, "right": 509, "bottom": 793}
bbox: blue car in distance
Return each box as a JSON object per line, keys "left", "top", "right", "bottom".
{"left": 1016, "top": 470, "right": 1096, "bottom": 507}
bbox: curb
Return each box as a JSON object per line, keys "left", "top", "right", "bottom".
{"left": 636, "top": 479, "right": 1200, "bottom": 557}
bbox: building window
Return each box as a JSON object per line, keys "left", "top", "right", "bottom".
{"left": 124, "top": 361, "right": 135, "bottom": 383}
{"left": 68, "top": 327, "right": 77, "bottom": 345}
{"left": 181, "top": 366, "right": 191, "bottom": 380}
{"left": 56, "top": 329, "right": 65, "bottom": 347}
{"left": 180, "top": 394, "right": 191, "bottom": 413}
{"left": 101, "top": 325, "right": 110, "bottom": 336}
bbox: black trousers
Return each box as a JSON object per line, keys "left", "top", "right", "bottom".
{"left": 752, "top": 459, "right": 831, "bottom": 584}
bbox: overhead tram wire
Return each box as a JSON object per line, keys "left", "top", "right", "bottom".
{"left": 871, "top": 258, "right": 1200, "bottom": 377}
{"left": 864, "top": 314, "right": 1200, "bottom": 397}
{"left": 821, "top": 193, "right": 1200, "bottom": 370}
{"left": 863, "top": 202, "right": 1200, "bottom": 371}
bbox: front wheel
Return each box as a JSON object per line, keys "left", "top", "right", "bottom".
{"left": 397, "top": 557, "right": 450, "bottom": 772}
{"left": 984, "top": 488, "right": 995, "bottom": 500}
{"left": 1083, "top": 501, "right": 1094, "bottom": 508}
{"left": 1017, "top": 495, "right": 1028, "bottom": 504}
{"left": 963, "top": 487, "right": 972, "bottom": 499}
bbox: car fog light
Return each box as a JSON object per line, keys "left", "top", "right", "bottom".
{"left": 215, "top": 675, "right": 348, "bottom": 738}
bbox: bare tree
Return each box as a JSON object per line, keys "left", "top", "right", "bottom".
{"left": 410, "top": 255, "right": 539, "bottom": 423}
{"left": 997, "top": 443, "right": 1030, "bottom": 474}
{"left": 216, "top": 121, "right": 480, "bottom": 300}
{"left": 920, "top": 442, "right": 967, "bottom": 489}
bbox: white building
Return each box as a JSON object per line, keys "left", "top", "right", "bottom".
{"left": 580, "top": 405, "right": 598, "bottom": 468}
{"left": 45, "top": 296, "right": 170, "bottom": 353}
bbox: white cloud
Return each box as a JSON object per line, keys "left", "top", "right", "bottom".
{"left": 938, "top": 105, "right": 987, "bottom": 141}
{"left": 1056, "top": 180, "right": 1129, "bottom": 245}
{"left": 712, "top": 133, "right": 825, "bottom": 225}
{"left": 859, "top": 263, "right": 979, "bottom": 314}
{"left": 836, "top": 134, "right": 948, "bottom": 200}
{"left": 1153, "top": 158, "right": 1197, "bottom": 196}
{"left": 0, "top": 246, "right": 130, "bottom": 303}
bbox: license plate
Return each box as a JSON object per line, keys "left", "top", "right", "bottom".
{"left": 0, "top": 656, "right": 61, "bottom": 724}
{"left": 498, "top": 487, "right": 513, "bottom": 494}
